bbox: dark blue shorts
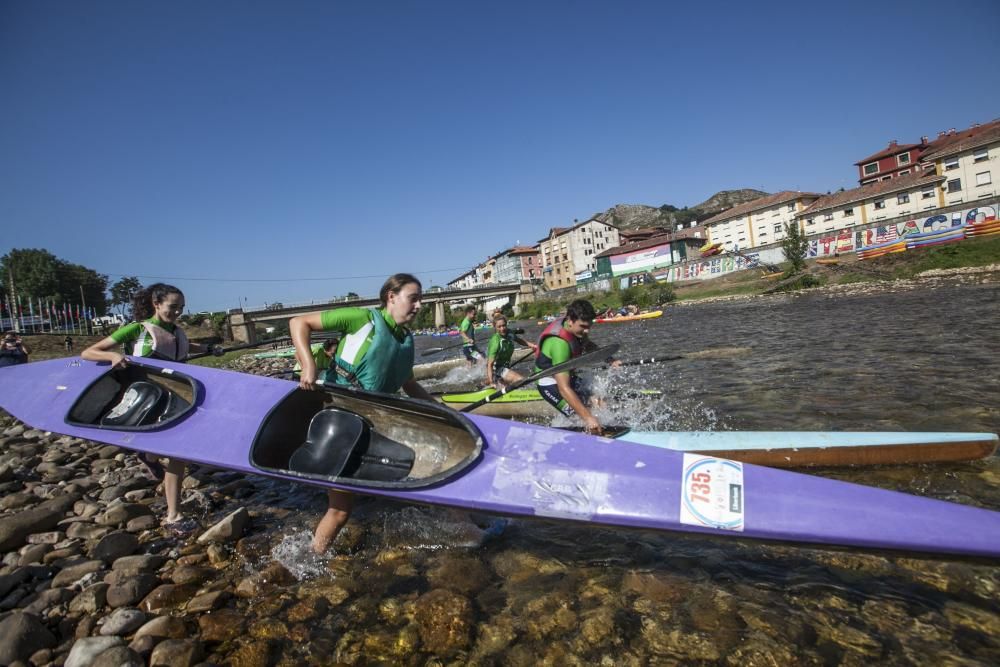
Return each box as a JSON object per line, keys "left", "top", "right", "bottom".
{"left": 462, "top": 345, "right": 483, "bottom": 363}
{"left": 537, "top": 375, "right": 592, "bottom": 416}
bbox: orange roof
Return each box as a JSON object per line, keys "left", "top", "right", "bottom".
{"left": 798, "top": 171, "right": 944, "bottom": 216}
{"left": 701, "top": 191, "right": 821, "bottom": 226}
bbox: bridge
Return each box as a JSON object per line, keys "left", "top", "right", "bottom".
{"left": 228, "top": 281, "right": 538, "bottom": 344}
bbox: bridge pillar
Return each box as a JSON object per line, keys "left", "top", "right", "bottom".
{"left": 434, "top": 302, "right": 446, "bottom": 328}
{"left": 513, "top": 282, "right": 536, "bottom": 315}
{"left": 228, "top": 310, "right": 255, "bottom": 345}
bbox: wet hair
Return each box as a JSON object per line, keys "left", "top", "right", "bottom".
{"left": 322, "top": 338, "right": 338, "bottom": 352}
{"left": 493, "top": 316, "right": 508, "bottom": 326}
{"left": 565, "top": 299, "right": 597, "bottom": 322}
{"left": 132, "top": 283, "right": 184, "bottom": 321}
{"left": 379, "top": 273, "right": 422, "bottom": 308}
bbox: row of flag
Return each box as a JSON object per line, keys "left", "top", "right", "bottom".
{"left": 0, "top": 292, "right": 98, "bottom": 333}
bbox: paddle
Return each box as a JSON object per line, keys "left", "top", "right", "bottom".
{"left": 420, "top": 328, "right": 522, "bottom": 357}
{"left": 186, "top": 336, "right": 292, "bottom": 360}
{"left": 459, "top": 344, "right": 620, "bottom": 413}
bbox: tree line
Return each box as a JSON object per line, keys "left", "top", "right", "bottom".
{"left": 0, "top": 248, "right": 142, "bottom": 319}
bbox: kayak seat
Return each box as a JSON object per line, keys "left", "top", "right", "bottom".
{"left": 101, "top": 381, "right": 169, "bottom": 427}
{"left": 288, "top": 408, "right": 414, "bottom": 482}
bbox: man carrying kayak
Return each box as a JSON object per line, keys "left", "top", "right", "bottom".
{"left": 485, "top": 315, "right": 538, "bottom": 389}
{"left": 458, "top": 304, "right": 482, "bottom": 366}
{"left": 535, "top": 299, "right": 617, "bottom": 435}
{"left": 290, "top": 273, "right": 437, "bottom": 553}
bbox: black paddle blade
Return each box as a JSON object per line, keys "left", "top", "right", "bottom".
{"left": 459, "top": 344, "right": 620, "bottom": 413}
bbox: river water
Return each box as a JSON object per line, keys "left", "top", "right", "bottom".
{"left": 243, "top": 281, "right": 1000, "bottom": 665}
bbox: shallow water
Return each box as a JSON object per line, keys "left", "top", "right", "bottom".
{"left": 230, "top": 283, "right": 1000, "bottom": 664}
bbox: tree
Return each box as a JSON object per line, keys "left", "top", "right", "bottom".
{"left": 109, "top": 276, "right": 142, "bottom": 319}
{"left": 0, "top": 249, "right": 61, "bottom": 302}
{"left": 781, "top": 222, "right": 809, "bottom": 273}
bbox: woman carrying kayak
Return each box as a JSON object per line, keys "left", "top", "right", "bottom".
{"left": 82, "top": 283, "right": 219, "bottom": 532}
{"left": 290, "top": 272, "right": 436, "bottom": 553}
{"left": 485, "top": 315, "right": 537, "bottom": 389}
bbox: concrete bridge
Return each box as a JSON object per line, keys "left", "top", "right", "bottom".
{"left": 229, "top": 281, "right": 538, "bottom": 344}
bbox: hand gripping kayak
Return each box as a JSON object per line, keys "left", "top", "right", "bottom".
{"left": 459, "top": 344, "right": 619, "bottom": 413}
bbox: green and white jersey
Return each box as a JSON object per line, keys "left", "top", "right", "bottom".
{"left": 110, "top": 317, "right": 189, "bottom": 360}
{"left": 319, "top": 307, "right": 414, "bottom": 393}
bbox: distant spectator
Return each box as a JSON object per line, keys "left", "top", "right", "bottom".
{"left": 64, "top": 335, "right": 73, "bottom": 352}
{"left": 0, "top": 332, "right": 30, "bottom": 367}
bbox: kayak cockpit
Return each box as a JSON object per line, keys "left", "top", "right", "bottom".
{"left": 65, "top": 363, "right": 199, "bottom": 431}
{"left": 249, "top": 384, "right": 483, "bottom": 490}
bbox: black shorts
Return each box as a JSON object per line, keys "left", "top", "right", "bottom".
{"left": 537, "top": 375, "right": 592, "bottom": 416}
{"left": 462, "top": 345, "right": 483, "bottom": 362}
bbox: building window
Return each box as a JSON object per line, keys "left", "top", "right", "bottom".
{"left": 898, "top": 170, "right": 910, "bottom": 176}
{"left": 787, "top": 203, "right": 795, "bottom": 212}
{"left": 874, "top": 200, "right": 886, "bottom": 209}
{"left": 823, "top": 213, "right": 834, "bottom": 221}
{"left": 806, "top": 218, "right": 815, "bottom": 226}
{"left": 947, "top": 178, "right": 962, "bottom": 193}
{"left": 897, "top": 193, "right": 910, "bottom": 204}
{"left": 844, "top": 208, "right": 855, "bottom": 217}
{"left": 944, "top": 157, "right": 959, "bottom": 171}
{"left": 881, "top": 176, "right": 892, "bottom": 181}
{"left": 921, "top": 189, "right": 936, "bottom": 199}
{"left": 897, "top": 152, "right": 911, "bottom": 165}
{"left": 863, "top": 162, "right": 879, "bottom": 175}
{"left": 974, "top": 148, "right": 989, "bottom": 163}
{"left": 976, "top": 171, "right": 992, "bottom": 186}
{"left": 773, "top": 224, "right": 782, "bottom": 233}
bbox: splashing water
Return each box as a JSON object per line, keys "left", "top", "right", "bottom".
{"left": 270, "top": 529, "right": 330, "bottom": 580}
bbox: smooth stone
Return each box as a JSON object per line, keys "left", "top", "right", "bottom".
{"left": 17, "top": 543, "right": 50, "bottom": 567}
{"left": 99, "top": 607, "right": 147, "bottom": 636}
{"left": 0, "top": 494, "right": 79, "bottom": 552}
{"left": 185, "top": 590, "right": 230, "bottom": 613}
{"left": 66, "top": 522, "right": 111, "bottom": 541}
{"left": 0, "top": 568, "right": 30, "bottom": 598}
{"left": 133, "top": 614, "right": 188, "bottom": 640}
{"left": 139, "top": 583, "right": 199, "bottom": 613}
{"left": 111, "top": 554, "right": 167, "bottom": 576}
{"left": 64, "top": 636, "right": 125, "bottom": 667}
{"left": 20, "top": 587, "right": 73, "bottom": 616}
{"left": 126, "top": 514, "right": 158, "bottom": 532}
{"left": 413, "top": 589, "right": 473, "bottom": 654}
{"left": 0, "top": 492, "right": 37, "bottom": 511}
{"left": 96, "top": 503, "right": 153, "bottom": 526}
{"left": 196, "top": 506, "right": 249, "bottom": 544}
{"left": 90, "top": 645, "right": 144, "bottom": 667}
{"left": 197, "top": 608, "right": 246, "bottom": 642}
{"left": 0, "top": 611, "right": 57, "bottom": 664}
{"left": 51, "top": 560, "right": 105, "bottom": 588}
{"left": 168, "top": 565, "right": 213, "bottom": 586}
{"left": 148, "top": 638, "right": 203, "bottom": 667}
{"left": 90, "top": 531, "right": 139, "bottom": 562}
{"left": 69, "top": 582, "right": 110, "bottom": 614}
{"left": 104, "top": 572, "right": 160, "bottom": 608}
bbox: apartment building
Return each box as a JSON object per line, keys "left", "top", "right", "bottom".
{"left": 701, "top": 191, "right": 822, "bottom": 251}
{"left": 538, "top": 219, "right": 620, "bottom": 289}
{"left": 918, "top": 120, "right": 1000, "bottom": 207}
{"left": 797, "top": 171, "right": 946, "bottom": 233}
{"left": 493, "top": 246, "right": 541, "bottom": 283}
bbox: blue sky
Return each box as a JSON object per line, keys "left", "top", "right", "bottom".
{"left": 2, "top": 0, "right": 998, "bottom": 313}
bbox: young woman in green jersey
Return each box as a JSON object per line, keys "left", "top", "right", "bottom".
{"left": 82, "top": 283, "right": 216, "bottom": 531}
{"left": 485, "top": 316, "right": 537, "bottom": 389}
{"left": 289, "top": 273, "right": 437, "bottom": 553}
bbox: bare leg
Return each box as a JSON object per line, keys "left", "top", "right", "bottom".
{"left": 163, "top": 458, "right": 186, "bottom": 523}
{"left": 312, "top": 490, "right": 354, "bottom": 553}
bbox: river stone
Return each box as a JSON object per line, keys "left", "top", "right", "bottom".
{"left": 128, "top": 634, "right": 157, "bottom": 661}
{"left": 126, "top": 514, "right": 158, "bottom": 532}
{"left": 99, "top": 607, "right": 147, "bottom": 636}
{"left": 185, "top": 590, "right": 230, "bottom": 613}
{"left": 21, "top": 587, "right": 73, "bottom": 615}
{"left": 285, "top": 595, "right": 329, "bottom": 623}
{"left": 0, "top": 611, "right": 57, "bottom": 664}
{"left": 112, "top": 554, "right": 167, "bottom": 576}
{"left": 96, "top": 445, "right": 121, "bottom": 459}
{"left": 90, "top": 645, "right": 144, "bottom": 667}
{"left": 133, "top": 614, "right": 188, "bottom": 640}
{"left": 139, "top": 583, "right": 199, "bottom": 613}
{"left": 69, "top": 582, "right": 110, "bottom": 614}
{"left": 0, "top": 492, "right": 38, "bottom": 511}
{"left": 0, "top": 463, "right": 14, "bottom": 484}
{"left": 0, "top": 568, "right": 30, "bottom": 598}
{"left": 66, "top": 522, "right": 111, "bottom": 541}
{"left": 413, "top": 589, "right": 473, "bottom": 654}
{"left": 90, "top": 531, "right": 139, "bottom": 562}
{"left": 148, "top": 638, "right": 203, "bottom": 667}
{"left": 196, "top": 506, "right": 249, "bottom": 544}
{"left": 225, "top": 639, "right": 272, "bottom": 667}
{"left": 104, "top": 572, "right": 159, "bottom": 608}
{"left": 64, "top": 636, "right": 125, "bottom": 667}
{"left": 97, "top": 502, "right": 153, "bottom": 526}
{"left": 198, "top": 608, "right": 246, "bottom": 642}
{"left": 51, "top": 559, "right": 105, "bottom": 588}
{"left": 0, "top": 493, "right": 79, "bottom": 552}
{"left": 17, "top": 543, "right": 50, "bottom": 566}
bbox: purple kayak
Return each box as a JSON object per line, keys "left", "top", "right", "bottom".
{"left": 2, "top": 357, "right": 999, "bottom": 558}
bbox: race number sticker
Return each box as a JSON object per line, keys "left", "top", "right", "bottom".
{"left": 679, "top": 454, "right": 745, "bottom": 531}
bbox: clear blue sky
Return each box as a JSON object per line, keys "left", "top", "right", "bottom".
{"left": 2, "top": 0, "right": 998, "bottom": 312}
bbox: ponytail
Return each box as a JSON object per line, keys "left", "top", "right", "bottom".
{"left": 132, "top": 283, "right": 183, "bottom": 322}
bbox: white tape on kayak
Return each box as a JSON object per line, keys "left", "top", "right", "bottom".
{"left": 679, "top": 454, "right": 745, "bottom": 531}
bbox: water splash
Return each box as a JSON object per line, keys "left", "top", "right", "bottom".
{"left": 270, "top": 529, "right": 330, "bottom": 580}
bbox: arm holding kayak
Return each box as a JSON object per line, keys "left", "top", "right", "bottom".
{"left": 288, "top": 273, "right": 436, "bottom": 553}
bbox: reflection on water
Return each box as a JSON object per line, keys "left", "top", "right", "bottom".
{"left": 229, "top": 284, "right": 999, "bottom": 664}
